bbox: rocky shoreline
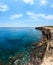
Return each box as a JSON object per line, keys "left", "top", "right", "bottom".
{"left": 8, "top": 26, "right": 53, "bottom": 65}
{"left": 35, "top": 26, "right": 53, "bottom": 65}
{"left": 0, "top": 26, "right": 53, "bottom": 65}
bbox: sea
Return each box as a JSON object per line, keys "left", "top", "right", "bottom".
{"left": 0, "top": 27, "right": 42, "bottom": 65}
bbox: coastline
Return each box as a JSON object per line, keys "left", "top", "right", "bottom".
{"left": 35, "top": 26, "right": 53, "bottom": 65}
{"left": 0, "top": 26, "right": 53, "bottom": 65}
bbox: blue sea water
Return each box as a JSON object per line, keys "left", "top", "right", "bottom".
{"left": 0, "top": 27, "right": 42, "bottom": 64}
{"left": 0, "top": 27, "right": 41, "bottom": 50}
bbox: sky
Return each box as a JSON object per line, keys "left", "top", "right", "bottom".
{"left": 0, "top": 0, "right": 53, "bottom": 27}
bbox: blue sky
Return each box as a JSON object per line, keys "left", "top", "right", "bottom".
{"left": 0, "top": 0, "right": 53, "bottom": 27}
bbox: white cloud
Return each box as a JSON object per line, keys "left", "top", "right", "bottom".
{"left": 23, "top": 0, "right": 34, "bottom": 5}
{"left": 10, "top": 14, "right": 23, "bottom": 20}
{"left": 41, "top": 0, "right": 46, "bottom": 4}
{"left": 50, "top": 4, "right": 53, "bottom": 8}
{"left": 27, "top": 11, "right": 45, "bottom": 19}
{"left": 27, "top": 11, "right": 35, "bottom": 16}
{"left": 45, "top": 15, "right": 53, "bottom": 20}
{"left": 37, "top": 14, "right": 53, "bottom": 20}
{"left": 27, "top": 11, "right": 53, "bottom": 20}
{"left": 40, "top": 0, "right": 48, "bottom": 5}
{"left": 0, "top": 2, "right": 8, "bottom": 12}
{"left": 26, "top": 11, "right": 41, "bottom": 21}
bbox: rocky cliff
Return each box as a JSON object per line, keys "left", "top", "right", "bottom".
{"left": 7, "top": 26, "right": 53, "bottom": 65}
{"left": 35, "top": 26, "right": 53, "bottom": 65}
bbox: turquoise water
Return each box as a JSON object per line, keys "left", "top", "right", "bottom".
{"left": 0, "top": 27, "right": 42, "bottom": 64}
{"left": 0, "top": 27, "right": 41, "bottom": 50}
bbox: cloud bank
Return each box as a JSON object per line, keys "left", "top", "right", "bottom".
{"left": 27, "top": 11, "right": 53, "bottom": 20}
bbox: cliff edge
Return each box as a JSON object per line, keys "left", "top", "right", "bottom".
{"left": 35, "top": 26, "right": 53, "bottom": 65}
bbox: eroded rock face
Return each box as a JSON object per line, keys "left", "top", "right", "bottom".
{"left": 36, "top": 26, "right": 53, "bottom": 65}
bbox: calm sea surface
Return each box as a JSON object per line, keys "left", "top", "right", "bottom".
{"left": 0, "top": 27, "right": 41, "bottom": 50}
{"left": 0, "top": 27, "right": 42, "bottom": 64}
